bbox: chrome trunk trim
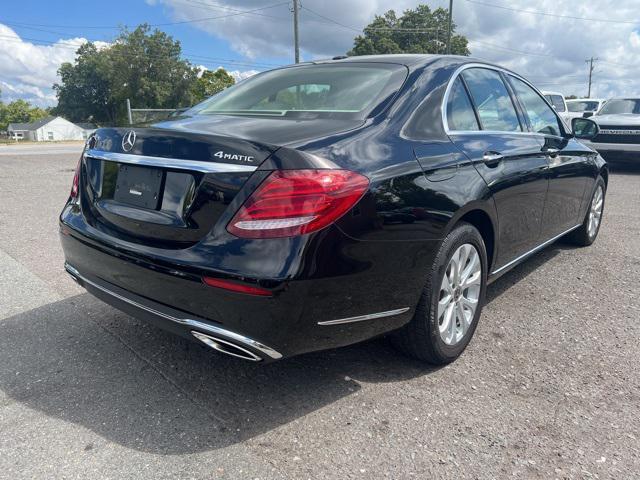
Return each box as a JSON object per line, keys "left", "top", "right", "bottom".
{"left": 317, "top": 307, "right": 411, "bottom": 326}
{"left": 85, "top": 149, "right": 258, "bottom": 173}
{"left": 64, "top": 263, "right": 282, "bottom": 359}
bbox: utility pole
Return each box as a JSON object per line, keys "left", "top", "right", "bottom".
{"left": 586, "top": 57, "right": 598, "bottom": 98}
{"left": 292, "top": 0, "right": 300, "bottom": 63}
{"left": 446, "top": 0, "right": 453, "bottom": 55}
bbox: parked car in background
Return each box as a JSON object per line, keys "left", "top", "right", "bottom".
{"left": 60, "top": 55, "right": 608, "bottom": 365}
{"left": 543, "top": 91, "right": 568, "bottom": 115}
{"left": 566, "top": 98, "right": 607, "bottom": 122}
{"left": 577, "top": 98, "right": 640, "bottom": 163}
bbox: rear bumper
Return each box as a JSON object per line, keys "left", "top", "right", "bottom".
{"left": 65, "top": 262, "right": 281, "bottom": 361}
{"left": 59, "top": 213, "right": 428, "bottom": 360}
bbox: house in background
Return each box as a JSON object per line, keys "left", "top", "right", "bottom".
{"left": 75, "top": 122, "right": 98, "bottom": 139}
{"left": 7, "top": 116, "right": 88, "bottom": 141}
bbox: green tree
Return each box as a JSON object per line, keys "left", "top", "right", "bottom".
{"left": 0, "top": 99, "right": 49, "bottom": 131}
{"left": 348, "top": 5, "right": 469, "bottom": 56}
{"left": 54, "top": 24, "right": 202, "bottom": 125}
{"left": 53, "top": 43, "right": 114, "bottom": 124}
{"left": 191, "top": 68, "right": 235, "bottom": 104}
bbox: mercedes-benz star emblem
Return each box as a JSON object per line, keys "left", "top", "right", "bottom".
{"left": 122, "top": 130, "right": 136, "bottom": 152}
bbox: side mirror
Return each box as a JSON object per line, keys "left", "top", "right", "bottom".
{"left": 572, "top": 118, "right": 599, "bottom": 140}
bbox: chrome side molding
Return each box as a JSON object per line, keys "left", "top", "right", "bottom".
{"left": 64, "top": 263, "right": 282, "bottom": 360}
{"left": 318, "top": 307, "right": 411, "bottom": 326}
{"left": 85, "top": 149, "right": 258, "bottom": 174}
{"left": 491, "top": 224, "right": 581, "bottom": 276}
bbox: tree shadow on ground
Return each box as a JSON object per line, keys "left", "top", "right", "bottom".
{"left": 0, "top": 240, "right": 573, "bottom": 455}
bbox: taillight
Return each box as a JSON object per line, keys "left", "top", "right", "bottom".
{"left": 202, "top": 277, "right": 272, "bottom": 297}
{"left": 227, "top": 169, "right": 369, "bottom": 239}
{"left": 70, "top": 158, "right": 81, "bottom": 199}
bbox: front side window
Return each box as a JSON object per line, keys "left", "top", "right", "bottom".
{"left": 510, "top": 76, "right": 561, "bottom": 136}
{"left": 461, "top": 68, "right": 521, "bottom": 132}
{"left": 187, "top": 63, "right": 407, "bottom": 119}
{"left": 598, "top": 99, "right": 640, "bottom": 115}
{"left": 446, "top": 77, "right": 479, "bottom": 131}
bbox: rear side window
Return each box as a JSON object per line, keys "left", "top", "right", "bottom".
{"left": 446, "top": 77, "right": 479, "bottom": 131}
{"left": 462, "top": 68, "right": 521, "bottom": 132}
{"left": 510, "top": 77, "right": 561, "bottom": 136}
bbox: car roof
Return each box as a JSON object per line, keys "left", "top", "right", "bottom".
{"left": 541, "top": 91, "right": 564, "bottom": 96}
{"left": 567, "top": 98, "right": 605, "bottom": 102}
{"left": 282, "top": 54, "right": 509, "bottom": 73}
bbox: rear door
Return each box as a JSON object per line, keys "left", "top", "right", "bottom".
{"left": 508, "top": 75, "right": 592, "bottom": 238}
{"left": 446, "top": 67, "right": 549, "bottom": 270}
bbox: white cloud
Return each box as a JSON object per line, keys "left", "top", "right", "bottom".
{"left": 0, "top": 24, "right": 93, "bottom": 106}
{"left": 3, "top": 1, "right": 640, "bottom": 107}
{"left": 152, "top": 0, "right": 640, "bottom": 98}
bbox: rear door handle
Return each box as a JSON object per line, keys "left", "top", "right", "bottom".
{"left": 482, "top": 151, "right": 503, "bottom": 167}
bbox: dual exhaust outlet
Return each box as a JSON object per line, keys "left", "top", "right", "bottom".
{"left": 191, "top": 331, "right": 263, "bottom": 362}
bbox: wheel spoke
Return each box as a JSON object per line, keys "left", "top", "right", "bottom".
{"left": 438, "top": 291, "right": 452, "bottom": 321}
{"left": 438, "top": 243, "right": 483, "bottom": 346}
{"left": 456, "top": 301, "right": 467, "bottom": 336}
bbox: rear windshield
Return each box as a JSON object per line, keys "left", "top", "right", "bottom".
{"left": 187, "top": 63, "right": 407, "bottom": 119}
{"left": 567, "top": 100, "right": 600, "bottom": 112}
{"left": 544, "top": 94, "right": 566, "bottom": 112}
{"left": 598, "top": 99, "right": 640, "bottom": 115}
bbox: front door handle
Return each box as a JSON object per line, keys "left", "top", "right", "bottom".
{"left": 482, "top": 151, "right": 503, "bottom": 167}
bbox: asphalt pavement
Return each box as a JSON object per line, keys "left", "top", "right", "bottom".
{"left": 0, "top": 144, "right": 639, "bottom": 479}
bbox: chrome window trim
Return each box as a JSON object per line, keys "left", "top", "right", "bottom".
{"left": 491, "top": 224, "right": 581, "bottom": 276}
{"left": 442, "top": 63, "right": 564, "bottom": 138}
{"left": 85, "top": 149, "right": 258, "bottom": 174}
{"left": 317, "top": 307, "right": 410, "bottom": 326}
{"left": 65, "top": 263, "right": 282, "bottom": 359}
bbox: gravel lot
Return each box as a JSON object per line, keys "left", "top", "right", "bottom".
{"left": 1, "top": 144, "right": 639, "bottom": 479}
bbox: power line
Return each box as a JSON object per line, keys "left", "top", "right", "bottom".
{"left": 0, "top": 2, "right": 290, "bottom": 30}
{"left": 464, "top": 0, "right": 639, "bottom": 25}
{"left": 0, "top": 34, "right": 280, "bottom": 69}
{"left": 299, "top": 6, "right": 445, "bottom": 33}
{"left": 169, "top": 0, "right": 289, "bottom": 21}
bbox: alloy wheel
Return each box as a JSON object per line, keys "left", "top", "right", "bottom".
{"left": 588, "top": 185, "right": 604, "bottom": 238}
{"left": 438, "top": 243, "right": 482, "bottom": 346}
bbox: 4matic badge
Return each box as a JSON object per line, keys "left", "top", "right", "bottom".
{"left": 214, "top": 151, "right": 255, "bottom": 162}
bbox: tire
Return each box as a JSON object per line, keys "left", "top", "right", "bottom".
{"left": 392, "top": 222, "right": 488, "bottom": 364}
{"left": 565, "top": 176, "right": 606, "bottom": 247}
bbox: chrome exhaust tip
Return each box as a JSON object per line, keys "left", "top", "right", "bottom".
{"left": 191, "top": 331, "right": 263, "bottom": 362}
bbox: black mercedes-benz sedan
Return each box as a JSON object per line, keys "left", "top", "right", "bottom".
{"left": 60, "top": 55, "right": 607, "bottom": 364}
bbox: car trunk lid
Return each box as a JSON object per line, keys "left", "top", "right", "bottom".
{"left": 81, "top": 127, "right": 277, "bottom": 248}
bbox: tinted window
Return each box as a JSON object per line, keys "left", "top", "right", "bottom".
{"left": 510, "top": 77, "right": 561, "bottom": 136}
{"left": 462, "top": 68, "right": 521, "bottom": 132}
{"left": 544, "top": 94, "right": 566, "bottom": 112}
{"left": 446, "top": 77, "right": 479, "bottom": 131}
{"left": 188, "top": 63, "right": 407, "bottom": 119}
{"left": 599, "top": 99, "right": 640, "bottom": 115}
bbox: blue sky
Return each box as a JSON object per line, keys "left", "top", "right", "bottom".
{"left": 1, "top": 0, "right": 639, "bottom": 106}
{"left": 1, "top": 0, "right": 294, "bottom": 70}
